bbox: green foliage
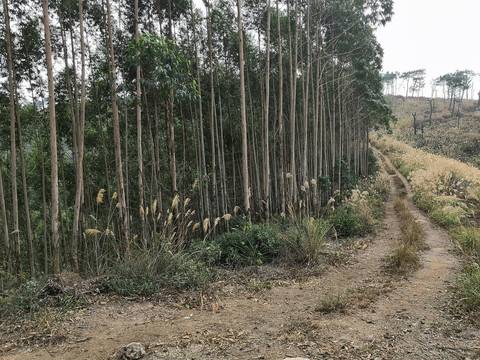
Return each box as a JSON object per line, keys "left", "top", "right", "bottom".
{"left": 454, "top": 227, "right": 480, "bottom": 260}
{"left": 283, "top": 218, "right": 331, "bottom": 265}
{"left": 413, "top": 192, "right": 436, "bottom": 213}
{"left": 458, "top": 266, "right": 480, "bottom": 311}
{"left": 332, "top": 205, "right": 372, "bottom": 237}
{"left": 430, "top": 208, "right": 462, "bottom": 228}
{"left": 100, "top": 248, "right": 210, "bottom": 296}
{"left": 128, "top": 33, "right": 197, "bottom": 100}
{"left": 0, "top": 277, "right": 81, "bottom": 319}
{"left": 203, "top": 224, "right": 282, "bottom": 267}
{"left": 334, "top": 159, "right": 358, "bottom": 192}
{"left": 387, "top": 244, "right": 419, "bottom": 274}
{"left": 367, "top": 148, "right": 381, "bottom": 175}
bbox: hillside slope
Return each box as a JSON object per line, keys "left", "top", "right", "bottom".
{"left": 386, "top": 95, "right": 480, "bottom": 167}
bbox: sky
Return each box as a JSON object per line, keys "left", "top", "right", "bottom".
{"left": 375, "top": 0, "right": 480, "bottom": 96}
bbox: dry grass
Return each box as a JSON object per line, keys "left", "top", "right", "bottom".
{"left": 373, "top": 132, "right": 480, "bottom": 311}
{"left": 315, "top": 293, "right": 347, "bottom": 314}
{"left": 388, "top": 196, "right": 426, "bottom": 274}
{"left": 386, "top": 96, "right": 480, "bottom": 167}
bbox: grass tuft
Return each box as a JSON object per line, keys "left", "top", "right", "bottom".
{"left": 388, "top": 196, "right": 425, "bottom": 274}
{"left": 458, "top": 266, "right": 480, "bottom": 311}
{"left": 315, "top": 293, "right": 347, "bottom": 314}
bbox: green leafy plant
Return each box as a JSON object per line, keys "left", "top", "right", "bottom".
{"left": 458, "top": 266, "right": 480, "bottom": 311}
{"left": 283, "top": 218, "right": 331, "bottom": 265}
{"left": 202, "top": 224, "right": 281, "bottom": 267}
{"left": 100, "top": 246, "right": 210, "bottom": 296}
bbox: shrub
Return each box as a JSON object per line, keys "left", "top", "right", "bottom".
{"left": 332, "top": 204, "right": 373, "bottom": 237}
{"left": 458, "top": 267, "right": 480, "bottom": 311}
{"left": 100, "top": 247, "right": 210, "bottom": 296}
{"left": 431, "top": 207, "right": 462, "bottom": 227}
{"left": 204, "top": 224, "right": 282, "bottom": 267}
{"left": 388, "top": 245, "right": 419, "bottom": 274}
{"left": 282, "top": 218, "right": 331, "bottom": 265}
{"left": 368, "top": 148, "right": 381, "bottom": 176}
{"left": 454, "top": 227, "right": 480, "bottom": 260}
{"left": 0, "top": 277, "right": 82, "bottom": 320}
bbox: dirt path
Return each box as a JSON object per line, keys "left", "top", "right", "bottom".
{"left": 3, "top": 154, "right": 480, "bottom": 360}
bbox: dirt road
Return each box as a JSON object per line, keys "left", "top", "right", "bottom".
{"left": 3, "top": 154, "right": 479, "bottom": 359}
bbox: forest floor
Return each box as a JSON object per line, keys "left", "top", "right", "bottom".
{"left": 2, "top": 154, "right": 480, "bottom": 360}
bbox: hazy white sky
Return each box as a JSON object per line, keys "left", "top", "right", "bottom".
{"left": 375, "top": 0, "right": 480, "bottom": 80}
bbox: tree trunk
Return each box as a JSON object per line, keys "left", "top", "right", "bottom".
{"left": 206, "top": 0, "right": 218, "bottom": 217}
{"left": 15, "top": 89, "right": 35, "bottom": 276}
{"left": 276, "top": 0, "right": 285, "bottom": 217}
{"left": 237, "top": 0, "right": 250, "bottom": 221}
{"left": 135, "top": 0, "right": 145, "bottom": 243}
{"left": 72, "top": 0, "right": 86, "bottom": 273}
{"left": 0, "top": 157, "right": 10, "bottom": 273}
{"left": 263, "top": 0, "right": 271, "bottom": 223}
{"left": 42, "top": 0, "right": 61, "bottom": 274}
{"left": 106, "top": 0, "right": 129, "bottom": 253}
{"left": 190, "top": 0, "right": 210, "bottom": 219}
{"left": 288, "top": 0, "right": 299, "bottom": 208}
{"left": 3, "top": 0, "right": 21, "bottom": 274}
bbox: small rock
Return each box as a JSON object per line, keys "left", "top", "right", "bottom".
{"left": 123, "top": 343, "right": 146, "bottom": 360}
{"left": 283, "top": 358, "right": 310, "bottom": 360}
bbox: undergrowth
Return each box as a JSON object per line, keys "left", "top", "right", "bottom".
{"left": 1, "top": 160, "right": 390, "bottom": 318}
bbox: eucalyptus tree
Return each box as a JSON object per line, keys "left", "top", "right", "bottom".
{"left": 41, "top": 0, "right": 61, "bottom": 274}
{"left": 2, "top": 0, "right": 21, "bottom": 273}
{"left": 237, "top": 0, "right": 250, "bottom": 220}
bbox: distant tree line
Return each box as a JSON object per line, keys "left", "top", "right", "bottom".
{"left": 382, "top": 69, "right": 477, "bottom": 103}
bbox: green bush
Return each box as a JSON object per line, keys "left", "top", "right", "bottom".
{"left": 368, "top": 148, "right": 380, "bottom": 176}
{"left": 332, "top": 205, "right": 373, "bottom": 237}
{"left": 4, "top": 279, "right": 45, "bottom": 314}
{"left": 0, "top": 277, "right": 81, "bottom": 319}
{"left": 200, "top": 224, "right": 282, "bottom": 267}
{"left": 454, "top": 227, "right": 480, "bottom": 260}
{"left": 413, "top": 192, "right": 436, "bottom": 213}
{"left": 388, "top": 244, "right": 420, "bottom": 274}
{"left": 430, "top": 208, "right": 461, "bottom": 227}
{"left": 458, "top": 266, "right": 480, "bottom": 311}
{"left": 282, "top": 218, "right": 331, "bottom": 265}
{"left": 100, "top": 247, "right": 210, "bottom": 296}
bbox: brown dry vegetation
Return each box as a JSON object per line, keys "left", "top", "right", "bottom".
{"left": 385, "top": 95, "right": 480, "bottom": 167}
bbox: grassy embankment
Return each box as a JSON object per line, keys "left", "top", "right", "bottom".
{"left": 373, "top": 134, "right": 480, "bottom": 314}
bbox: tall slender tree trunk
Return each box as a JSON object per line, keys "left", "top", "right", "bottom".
{"left": 135, "top": 0, "right": 145, "bottom": 243}
{"left": 72, "top": 0, "right": 86, "bottom": 273}
{"left": 302, "top": 0, "right": 311, "bottom": 185}
{"left": 15, "top": 90, "right": 35, "bottom": 276}
{"left": 288, "top": 0, "right": 299, "bottom": 208}
{"left": 236, "top": 0, "right": 250, "bottom": 221}
{"left": 206, "top": 0, "right": 218, "bottom": 216}
{"left": 106, "top": 0, "right": 129, "bottom": 253}
{"left": 0, "top": 157, "right": 10, "bottom": 273}
{"left": 3, "top": 0, "right": 21, "bottom": 274}
{"left": 42, "top": 0, "right": 61, "bottom": 274}
{"left": 263, "top": 0, "right": 271, "bottom": 222}
{"left": 276, "top": 0, "right": 285, "bottom": 217}
{"left": 166, "top": 0, "right": 177, "bottom": 200}
{"left": 190, "top": 0, "right": 210, "bottom": 218}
